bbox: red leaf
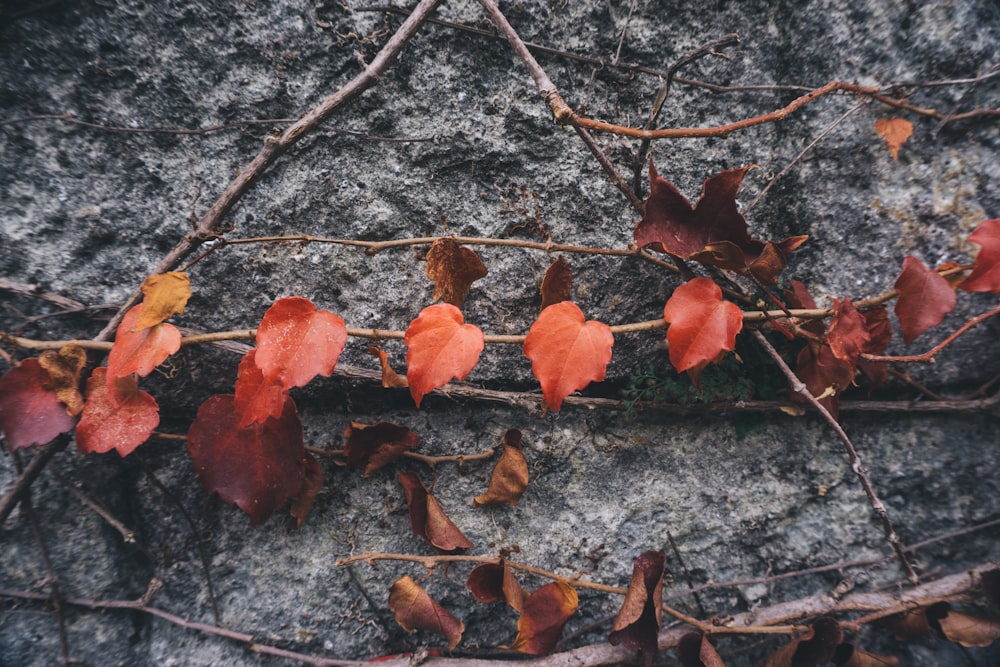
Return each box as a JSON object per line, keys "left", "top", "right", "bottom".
{"left": 959, "top": 218, "right": 1000, "bottom": 292}
{"left": 662, "top": 278, "right": 743, "bottom": 386}
{"left": 404, "top": 304, "right": 484, "bottom": 407}
{"left": 609, "top": 551, "right": 666, "bottom": 667}
{"left": 76, "top": 368, "right": 159, "bottom": 457}
{"left": 794, "top": 343, "right": 852, "bottom": 419}
{"left": 510, "top": 581, "right": 578, "bottom": 656}
{"left": 893, "top": 256, "right": 957, "bottom": 343}
{"left": 106, "top": 304, "right": 182, "bottom": 380}
{"left": 388, "top": 575, "right": 464, "bottom": 651}
{"left": 466, "top": 560, "right": 527, "bottom": 612}
{"left": 474, "top": 429, "right": 529, "bottom": 506}
{"left": 0, "top": 358, "right": 77, "bottom": 452}
{"left": 187, "top": 394, "right": 306, "bottom": 526}
{"left": 398, "top": 470, "right": 473, "bottom": 552}
{"left": 343, "top": 421, "right": 420, "bottom": 476}
{"left": 425, "top": 237, "right": 488, "bottom": 307}
{"left": 523, "top": 301, "right": 614, "bottom": 411}
{"left": 857, "top": 306, "right": 892, "bottom": 387}
{"left": 540, "top": 257, "right": 573, "bottom": 311}
{"left": 233, "top": 350, "right": 289, "bottom": 428}
{"left": 254, "top": 296, "right": 347, "bottom": 389}
{"left": 827, "top": 298, "right": 869, "bottom": 366}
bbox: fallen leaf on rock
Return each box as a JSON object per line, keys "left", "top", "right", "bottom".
{"left": 107, "top": 304, "right": 182, "bottom": 381}
{"left": 253, "top": 296, "right": 347, "bottom": 390}
{"left": 367, "top": 346, "right": 408, "bottom": 389}
{"left": 677, "top": 632, "right": 726, "bottom": 667}
{"left": 764, "top": 617, "right": 842, "bottom": 667}
{"left": 662, "top": 277, "right": 742, "bottom": 387}
{"left": 233, "top": 350, "right": 288, "bottom": 428}
{"left": 405, "top": 303, "right": 484, "bottom": 407}
{"left": 893, "top": 256, "right": 956, "bottom": 343}
{"left": 425, "top": 237, "right": 488, "bottom": 307}
{"left": 959, "top": 218, "right": 1000, "bottom": 293}
{"left": 474, "top": 429, "right": 529, "bottom": 506}
{"left": 936, "top": 605, "right": 1000, "bottom": 648}
{"left": 288, "top": 453, "right": 324, "bottom": 529}
{"left": 76, "top": 368, "right": 159, "bottom": 457}
{"left": 832, "top": 643, "right": 899, "bottom": 667}
{"left": 344, "top": 421, "right": 420, "bottom": 476}
{"left": 388, "top": 575, "right": 464, "bottom": 651}
{"left": 135, "top": 271, "right": 191, "bottom": 330}
{"left": 609, "top": 550, "right": 666, "bottom": 667}
{"left": 874, "top": 118, "right": 913, "bottom": 161}
{"left": 540, "top": 256, "right": 572, "bottom": 310}
{"left": 0, "top": 358, "right": 78, "bottom": 451}
{"left": 38, "top": 343, "right": 87, "bottom": 416}
{"left": 398, "top": 471, "right": 473, "bottom": 552}
{"left": 510, "top": 580, "right": 578, "bottom": 656}
{"left": 466, "top": 559, "right": 527, "bottom": 612}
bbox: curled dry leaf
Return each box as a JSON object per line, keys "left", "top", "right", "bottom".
{"left": 344, "top": 421, "right": 420, "bottom": 476}
{"left": 38, "top": 342, "right": 87, "bottom": 416}
{"left": 398, "top": 471, "right": 473, "bottom": 552}
{"left": 466, "top": 559, "right": 527, "bottom": 612}
{"left": 662, "top": 277, "right": 742, "bottom": 387}
{"left": 609, "top": 550, "right": 666, "bottom": 667}
{"left": 874, "top": 117, "right": 914, "bottom": 161}
{"left": 107, "top": 304, "right": 182, "bottom": 381}
{"left": 827, "top": 298, "right": 869, "bottom": 367}
{"left": 76, "top": 368, "right": 159, "bottom": 457}
{"left": 404, "top": 303, "right": 485, "bottom": 407}
{"left": 893, "top": 256, "right": 957, "bottom": 343}
{"left": 764, "top": 617, "right": 842, "bottom": 667}
{"left": 832, "top": 644, "right": 899, "bottom": 667}
{"left": 388, "top": 575, "right": 464, "bottom": 651}
{"left": 882, "top": 601, "right": 1000, "bottom": 647}
{"left": 135, "top": 271, "right": 191, "bottom": 330}
{"left": 474, "top": 429, "right": 529, "bottom": 506}
{"left": 959, "top": 218, "right": 1000, "bottom": 293}
{"left": 540, "top": 256, "right": 572, "bottom": 311}
{"left": 254, "top": 296, "right": 347, "bottom": 390}
{"left": 677, "top": 632, "right": 726, "bottom": 667}
{"left": 288, "top": 452, "right": 324, "bottom": 529}
{"left": 425, "top": 237, "right": 488, "bottom": 307}
{"left": 0, "top": 358, "right": 78, "bottom": 452}
{"left": 367, "top": 346, "right": 408, "bottom": 389}
{"left": 233, "top": 350, "right": 288, "bottom": 428}
{"left": 510, "top": 580, "right": 579, "bottom": 656}
{"left": 523, "top": 301, "right": 613, "bottom": 412}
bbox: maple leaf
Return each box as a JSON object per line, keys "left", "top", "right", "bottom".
{"left": 134, "top": 271, "right": 192, "bottom": 330}
{"left": 253, "top": 296, "right": 347, "bottom": 390}
{"left": 609, "top": 550, "right": 666, "bottom": 667}
{"left": 633, "top": 159, "right": 806, "bottom": 284}
{"left": 874, "top": 118, "right": 914, "bottom": 161}
{"left": 76, "top": 368, "right": 159, "bottom": 457}
{"left": 510, "top": 580, "right": 578, "bottom": 656}
{"left": 893, "top": 256, "right": 957, "bottom": 343}
{"left": 677, "top": 632, "right": 726, "bottom": 667}
{"left": 540, "top": 256, "right": 572, "bottom": 311}
{"left": 187, "top": 394, "right": 306, "bottom": 526}
{"left": 523, "top": 301, "right": 613, "bottom": 411}
{"left": 343, "top": 421, "right": 420, "bottom": 476}
{"left": 425, "top": 237, "right": 488, "bottom": 307}
{"left": 367, "top": 346, "right": 408, "bottom": 389}
{"left": 398, "top": 470, "right": 473, "bottom": 552}
{"left": 764, "top": 617, "right": 842, "bottom": 667}
{"left": 38, "top": 343, "right": 87, "bottom": 416}
{"left": 106, "top": 303, "right": 182, "bottom": 381}
{"left": 826, "top": 298, "right": 869, "bottom": 366}
{"left": 959, "top": 218, "right": 1000, "bottom": 292}
{"left": 388, "top": 575, "right": 464, "bottom": 651}
{"left": 474, "top": 429, "right": 529, "bottom": 506}
{"left": 289, "top": 453, "right": 324, "bottom": 529}
{"left": 662, "top": 277, "right": 743, "bottom": 386}
{"left": 0, "top": 358, "right": 78, "bottom": 452}
{"left": 404, "top": 303, "right": 484, "bottom": 407}
{"left": 466, "top": 559, "right": 527, "bottom": 612}
{"left": 233, "top": 350, "right": 289, "bottom": 428}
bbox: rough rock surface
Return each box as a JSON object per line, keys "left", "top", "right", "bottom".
{"left": 1, "top": 1, "right": 999, "bottom": 665}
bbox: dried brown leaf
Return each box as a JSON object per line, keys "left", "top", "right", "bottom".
{"left": 388, "top": 575, "right": 464, "bottom": 651}
{"left": 38, "top": 343, "right": 87, "bottom": 416}
{"left": 426, "top": 237, "right": 488, "bottom": 307}
{"left": 677, "top": 632, "right": 726, "bottom": 667}
{"left": 609, "top": 550, "right": 666, "bottom": 667}
{"left": 135, "top": 271, "right": 191, "bottom": 330}
{"left": 344, "top": 421, "right": 419, "bottom": 476}
{"left": 367, "top": 346, "right": 408, "bottom": 389}
{"left": 540, "top": 256, "right": 572, "bottom": 310}
{"left": 398, "top": 471, "right": 473, "bottom": 552}
{"left": 474, "top": 429, "right": 529, "bottom": 506}
{"left": 466, "top": 559, "right": 527, "bottom": 612}
{"left": 874, "top": 118, "right": 913, "bottom": 161}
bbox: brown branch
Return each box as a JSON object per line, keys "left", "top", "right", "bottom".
{"left": 0, "top": 435, "right": 70, "bottom": 526}
{"left": 862, "top": 302, "right": 1000, "bottom": 364}
{"left": 752, "top": 330, "right": 918, "bottom": 583}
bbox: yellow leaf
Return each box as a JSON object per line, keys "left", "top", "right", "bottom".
{"left": 135, "top": 272, "right": 192, "bottom": 330}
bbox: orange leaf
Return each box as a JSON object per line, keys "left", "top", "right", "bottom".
{"left": 959, "top": 218, "right": 1000, "bottom": 292}
{"left": 893, "top": 256, "right": 957, "bottom": 343}
{"left": 134, "top": 271, "right": 191, "bottom": 330}
{"left": 367, "top": 346, "right": 408, "bottom": 389}
{"left": 510, "top": 580, "right": 578, "bottom": 656}
{"left": 76, "top": 368, "right": 159, "bottom": 457}
{"left": 874, "top": 118, "right": 913, "bottom": 161}
{"left": 233, "top": 350, "right": 289, "bottom": 428}
{"left": 474, "top": 429, "right": 529, "bottom": 506}
{"left": 388, "top": 575, "right": 464, "bottom": 651}
{"left": 404, "top": 304, "right": 484, "bottom": 407}
{"left": 187, "top": 394, "right": 306, "bottom": 526}
{"left": 662, "top": 277, "right": 743, "bottom": 386}
{"left": 38, "top": 343, "right": 87, "bottom": 416}
{"left": 425, "top": 237, "right": 488, "bottom": 307}
{"left": 344, "top": 421, "right": 420, "bottom": 476}
{"left": 466, "top": 560, "right": 527, "bottom": 612}
{"left": 609, "top": 550, "right": 666, "bottom": 667}
{"left": 540, "top": 256, "right": 572, "bottom": 311}
{"left": 107, "top": 304, "right": 182, "bottom": 380}
{"left": 398, "top": 470, "right": 473, "bottom": 552}
{"left": 254, "top": 296, "right": 347, "bottom": 390}
{"left": 288, "top": 453, "right": 324, "bottom": 529}
{"left": 523, "top": 301, "right": 613, "bottom": 411}
{"left": 677, "top": 632, "right": 726, "bottom": 667}
{"left": 0, "top": 358, "right": 78, "bottom": 452}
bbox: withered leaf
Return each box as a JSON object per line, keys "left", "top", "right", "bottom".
{"left": 466, "top": 559, "right": 527, "bottom": 612}
{"left": 764, "top": 617, "right": 843, "bottom": 667}
{"left": 794, "top": 342, "right": 853, "bottom": 419}
{"left": 677, "top": 632, "right": 726, "bottom": 667}
{"left": 826, "top": 298, "right": 869, "bottom": 367}
{"left": 935, "top": 605, "right": 1000, "bottom": 648}
{"left": 609, "top": 550, "right": 666, "bottom": 667}
{"left": 38, "top": 343, "right": 87, "bottom": 416}
{"left": 540, "top": 256, "right": 572, "bottom": 311}
{"left": 388, "top": 575, "right": 464, "bottom": 651}
{"left": 857, "top": 305, "right": 892, "bottom": 387}
{"left": 874, "top": 118, "right": 913, "bottom": 161}
{"left": 398, "top": 471, "right": 473, "bottom": 552}
{"left": 510, "top": 580, "right": 578, "bottom": 656}
{"left": 288, "top": 453, "right": 324, "bottom": 529}
{"left": 474, "top": 429, "right": 529, "bottom": 507}
{"left": 425, "top": 237, "right": 488, "bottom": 307}
{"left": 135, "top": 271, "right": 192, "bottom": 330}
{"left": 832, "top": 644, "right": 899, "bottom": 667}
{"left": 367, "top": 346, "right": 408, "bottom": 389}
{"left": 344, "top": 421, "right": 419, "bottom": 476}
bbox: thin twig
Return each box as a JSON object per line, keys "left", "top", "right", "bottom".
{"left": 50, "top": 470, "right": 136, "bottom": 544}
{"left": 751, "top": 330, "right": 918, "bottom": 583}
{"left": 862, "top": 302, "right": 1000, "bottom": 364}
{"left": 0, "top": 435, "right": 70, "bottom": 526}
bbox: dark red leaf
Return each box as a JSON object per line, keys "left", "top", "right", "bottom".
{"left": 794, "top": 343, "right": 853, "bottom": 419}
{"left": 466, "top": 559, "right": 527, "bottom": 612}
{"left": 76, "top": 368, "right": 159, "bottom": 457}
{"left": 288, "top": 453, "right": 324, "bottom": 529}
{"left": 827, "top": 298, "right": 869, "bottom": 366}
{"left": 540, "top": 257, "right": 572, "bottom": 310}
{"left": 857, "top": 306, "right": 892, "bottom": 387}
{"left": 959, "top": 218, "right": 1000, "bottom": 292}
{"left": 608, "top": 550, "right": 666, "bottom": 667}
{"left": 398, "top": 470, "right": 473, "bottom": 552}
{"left": 764, "top": 617, "right": 842, "bottom": 667}
{"left": 233, "top": 350, "right": 288, "bottom": 428}
{"left": 0, "top": 358, "right": 77, "bottom": 452}
{"left": 893, "top": 256, "right": 957, "bottom": 343}
{"left": 343, "top": 421, "right": 420, "bottom": 476}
